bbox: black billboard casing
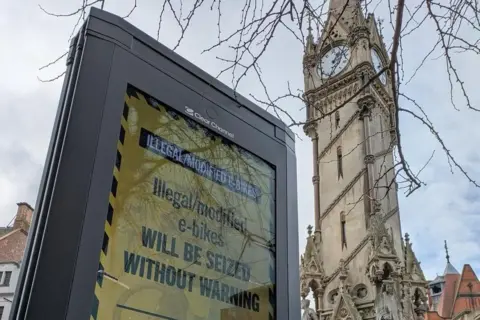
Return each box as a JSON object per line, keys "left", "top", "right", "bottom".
{"left": 10, "top": 7, "right": 299, "bottom": 320}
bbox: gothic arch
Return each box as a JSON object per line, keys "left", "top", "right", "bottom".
{"left": 327, "top": 288, "right": 339, "bottom": 305}
{"left": 413, "top": 288, "right": 427, "bottom": 307}
{"left": 382, "top": 262, "right": 393, "bottom": 280}
{"left": 309, "top": 279, "right": 321, "bottom": 291}
{"left": 301, "top": 278, "right": 321, "bottom": 298}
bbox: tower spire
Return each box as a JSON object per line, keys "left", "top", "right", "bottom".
{"left": 328, "top": 0, "right": 361, "bottom": 16}
{"left": 444, "top": 239, "right": 450, "bottom": 263}
{"left": 305, "top": 8, "right": 315, "bottom": 52}
{"left": 307, "top": 9, "right": 313, "bottom": 36}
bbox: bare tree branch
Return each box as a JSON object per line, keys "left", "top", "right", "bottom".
{"left": 36, "top": 0, "right": 480, "bottom": 200}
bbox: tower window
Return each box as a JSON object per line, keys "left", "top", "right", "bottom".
{"left": 337, "top": 146, "right": 343, "bottom": 179}
{"left": 335, "top": 111, "right": 340, "bottom": 128}
{"left": 431, "top": 285, "right": 442, "bottom": 294}
{"left": 340, "top": 212, "right": 347, "bottom": 249}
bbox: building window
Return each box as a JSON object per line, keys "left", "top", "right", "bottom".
{"left": 337, "top": 146, "right": 343, "bottom": 179}
{"left": 1, "top": 271, "right": 11, "bottom": 286}
{"left": 340, "top": 212, "right": 347, "bottom": 249}
{"left": 0, "top": 306, "right": 4, "bottom": 319}
{"left": 335, "top": 111, "right": 340, "bottom": 128}
{"left": 431, "top": 285, "right": 442, "bottom": 294}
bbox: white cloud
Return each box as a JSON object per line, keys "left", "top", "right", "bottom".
{"left": 0, "top": 0, "right": 478, "bottom": 288}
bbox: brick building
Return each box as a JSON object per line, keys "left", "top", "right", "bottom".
{"left": 0, "top": 202, "right": 33, "bottom": 320}
{"left": 426, "top": 242, "right": 480, "bottom": 320}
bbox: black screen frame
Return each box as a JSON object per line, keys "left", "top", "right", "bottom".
{"left": 10, "top": 7, "right": 299, "bottom": 320}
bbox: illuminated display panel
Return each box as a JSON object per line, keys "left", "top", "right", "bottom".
{"left": 93, "top": 85, "right": 276, "bottom": 320}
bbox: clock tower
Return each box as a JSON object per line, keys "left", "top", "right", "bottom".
{"left": 299, "top": 1, "right": 429, "bottom": 320}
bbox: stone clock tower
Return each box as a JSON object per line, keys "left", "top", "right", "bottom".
{"left": 299, "top": 1, "right": 429, "bottom": 320}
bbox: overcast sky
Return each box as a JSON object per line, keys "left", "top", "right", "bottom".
{"left": 1, "top": 0, "right": 478, "bottom": 282}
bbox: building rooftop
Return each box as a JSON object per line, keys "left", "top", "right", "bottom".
{"left": 426, "top": 241, "right": 479, "bottom": 320}
{"left": 444, "top": 262, "right": 460, "bottom": 275}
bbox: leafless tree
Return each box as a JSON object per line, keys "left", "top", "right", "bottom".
{"left": 36, "top": 0, "right": 479, "bottom": 199}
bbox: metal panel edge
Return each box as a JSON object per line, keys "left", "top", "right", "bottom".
{"left": 84, "top": 15, "right": 277, "bottom": 143}
{"left": 85, "top": 7, "right": 295, "bottom": 141}
{"left": 9, "top": 29, "right": 83, "bottom": 320}
{"left": 286, "top": 146, "right": 300, "bottom": 319}
{"left": 65, "top": 45, "right": 128, "bottom": 320}
{"left": 17, "top": 34, "right": 116, "bottom": 319}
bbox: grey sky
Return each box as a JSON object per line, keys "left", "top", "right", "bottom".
{"left": 0, "top": 0, "right": 478, "bottom": 280}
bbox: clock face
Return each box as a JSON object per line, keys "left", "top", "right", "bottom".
{"left": 371, "top": 49, "right": 387, "bottom": 85}
{"left": 317, "top": 45, "right": 351, "bottom": 78}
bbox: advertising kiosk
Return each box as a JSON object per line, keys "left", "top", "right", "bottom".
{"left": 10, "top": 8, "right": 299, "bottom": 320}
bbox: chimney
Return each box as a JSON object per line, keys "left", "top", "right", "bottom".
{"left": 13, "top": 202, "right": 34, "bottom": 231}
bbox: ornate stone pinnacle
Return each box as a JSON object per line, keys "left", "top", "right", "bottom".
{"left": 339, "top": 259, "right": 349, "bottom": 280}
{"left": 307, "top": 225, "right": 313, "bottom": 236}
{"left": 405, "top": 233, "right": 410, "bottom": 243}
{"left": 307, "top": 11, "right": 313, "bottom": 35}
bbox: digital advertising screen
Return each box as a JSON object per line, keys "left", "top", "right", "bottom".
{"left": 92, "top": 85, "right": 276, "bottom": 320}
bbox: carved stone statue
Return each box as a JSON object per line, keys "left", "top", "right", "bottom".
{"left": 302, "top": 298, "right": 319, "bottom": 320}
{"left": 380, "top": 236, "right": 390, "bottom": 254}
{"left": 381, "top": 307, "right": 393, "bottom": 320}
{"left": 384, "top": 282, "right": 394, "bottom": 295}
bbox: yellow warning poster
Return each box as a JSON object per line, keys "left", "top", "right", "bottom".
{"left": 91, "top": 85, "right": 276, "bottom": 320}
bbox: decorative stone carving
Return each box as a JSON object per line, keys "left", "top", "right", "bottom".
{"left": 300, "top": 226, "right": 326, "bottom": 300}
{"left": 338, "top": 259, "right": 350, "bottom": 294}
{"left": 403, "top": 234, "right": 427, "bottom": 283}
{"left": 369, "top": 213, "right": 396, "bottom": 256}
{"left": 380, "top": 307, "right": 393, "bottom": 320}
{"left": 303, "top": 52, "right": 320, "bottom": 70}
{"left": 374, "top": 201, "right": 382, "bottom": 213}
{"left": 364, "top": 155, "right": 375, "bottom": 164}
{"left": 328, "top": 289, "right": 340, "bottom": 304}
{"left": 384, "top": 281, "right": 394, "bottom": 295}
{"left": 365, "top": 213, "right": 403, "bottom": 289}
{"left": 304, "top": 120, "right": 317, "bottom": 136}
{"left": 301, "top": 279, "right": 310, "bottom": 298}
{"left": 362, "top": 307, "right": 376, "bottom": 319}
{"left": 330, "top": 290, "right": 363, "bottom": 320}
{"left": 380, "top": 236, "right": 391, "bottom": 254}
{"left": 302, "top": 298, "right": 319, "bottom": 320}
{"left": 358, "top": 96, "right": 376, "bottom": 120}
{"left": 353, "top": 284, "right": 368, "bottom": 299}
{"left": 350, "top": 26, "right": 370, "bottom": 43}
